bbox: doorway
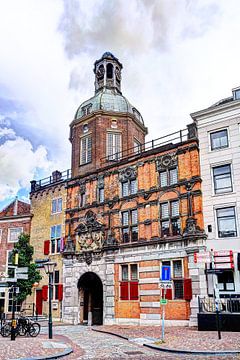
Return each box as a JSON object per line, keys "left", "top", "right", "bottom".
{"left": 78, "top": 272, "right": 103, "bottom": 325}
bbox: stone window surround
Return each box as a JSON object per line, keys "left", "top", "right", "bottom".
{"left": 119, "top": 263, "right": 139, "bottom": 301}
{"left": 8, "top": 227, "right": 23, "bottom": 243}
{"left": 160, "top": 200, "right": 180, "bottom": 237}
{"left": 214, "top": 204, "right": 238, "bottom": 239}
{"left": 208, "top": 127, "right": 230, "bottom": 152}
{"left": 211, "top": 162, "right": 233, "bottom": 196}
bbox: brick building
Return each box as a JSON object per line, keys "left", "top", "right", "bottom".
{"left": 0, "top": 198, "right": 31, "bottom": 314}
{"left": 30, "top": 53, "right": 207, "bottom": 326}
{"left": 28, "top": 170, "right": 70, "bottom": 319}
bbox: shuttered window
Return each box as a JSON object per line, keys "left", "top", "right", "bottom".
{"left": 120, "top": 264, "right": 139, "bottom": 300}
{"left": 107, "top": 132, "right": 122, "bottom": 160}
{"left": 121, "top": 179, "right": 137, "bottom": 196}
{"left": 80, "top": 135, "right": 92, "bottom": 165}
{"left": 159, "top": 167, "right": 178, "bottom": 187}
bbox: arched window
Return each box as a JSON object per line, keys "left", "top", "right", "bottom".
{"left": 107, "top": 63, "right": 113, "bottom": 79}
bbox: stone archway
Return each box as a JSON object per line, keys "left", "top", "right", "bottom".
{"left": 78, "top": 272, "right": 103, "bottom": 325}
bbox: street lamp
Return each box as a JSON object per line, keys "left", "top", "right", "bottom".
{"left": 44, "top": 261, "right": 56, "bottom": 339}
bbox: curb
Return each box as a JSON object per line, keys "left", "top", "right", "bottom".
{"left": 10, "top": 347, "right": 73, "bottom": 360}
{"left": 92, "top": 328, "right": 240, "bottom": 356}
{"left": 92, "top": 328, "right": 129, "bottom": 340}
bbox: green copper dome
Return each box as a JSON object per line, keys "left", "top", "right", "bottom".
{"left": 75, "top": 89, "right": 144, "bottom": 124}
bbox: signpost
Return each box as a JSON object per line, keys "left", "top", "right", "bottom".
{"left": 160, "top": 265, "right": 172, "bottom": 342}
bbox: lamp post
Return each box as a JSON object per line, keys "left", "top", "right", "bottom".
{"left": 43, "top": 261, "right": 56, "bottom": 339}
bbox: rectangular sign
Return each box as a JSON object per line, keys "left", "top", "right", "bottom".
{"left": 160, "top": 299, "right": 168, "bottom": 305}
{"left": 161, "top": 266, "right": 171, "bottom": 281}
{"left": 214, "top": 256, "right": 233, "bottom": 263}
{"left": 214, "top": 262, "right": 234, "bottom": 270}
{"left": 214, "top": 250, "right": 233, "bottom": 257}
{"left": 16, "top": 274, "right": 28, "bottom": 280}
{"left": 159, "top": 281, "right": 172, "bottom": 289}
{"left": 16, "top": 267, "right": 28, "bottom": 274}
{"left": 194, "top": 252, "right": 211, "bottom": 263}
{"left": 205, "top": 269, "right": 223, "bottom": 274}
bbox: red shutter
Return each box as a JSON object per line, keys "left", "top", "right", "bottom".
{"left": 120, "top": 282, "right": 129, "bottom": 300}
{"left": 162, "top": 288, "right": 172, "bottom": 300}
{"left": 44, "top": 240, "right": 50, "bottom": 255}
{"left": 130, "top": 281, "right": 138, "bottom": 300}
{"left": 184, "top": 278, "right": 192, "bottom": 300}
{"left": 42, "top": 285, "right": 48, "bottom": 301}
{"left": 58, "top": 284, "right": 63, "bottom": 301}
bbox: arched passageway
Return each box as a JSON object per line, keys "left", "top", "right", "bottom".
{"left": 78, "top": 272, "right": 103, "bottom": 325}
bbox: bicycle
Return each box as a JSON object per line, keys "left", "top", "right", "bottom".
{"left": 0, "top": 316, "right": 41, "bottom": 337}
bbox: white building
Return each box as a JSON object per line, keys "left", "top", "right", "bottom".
{"left": 191, "top": 86, "right": 240, "bottom": 297}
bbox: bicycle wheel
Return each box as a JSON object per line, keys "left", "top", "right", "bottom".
{"left": 29, "top": 322, "right": 40, "bottom": 337}
{"left": 17, "top": 324, "right": 27, "bottom": 336}
{"left": 1, "top": 324, "right": 11, "bottom": 337}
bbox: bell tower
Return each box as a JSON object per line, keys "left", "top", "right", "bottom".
{"left": 94, "top": 52, "right": 122, "bottom": 94}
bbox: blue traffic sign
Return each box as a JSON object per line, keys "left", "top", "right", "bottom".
{"left": 161, "top": 265, "right": 171, "bottom": 281}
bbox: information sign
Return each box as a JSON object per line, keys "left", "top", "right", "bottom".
{"left": 194, "top": 252, "right": 211, "bottom": 263}
{"left": 159, "top": 281, "right": 172, "bottom": 289}
{"left": 160, "top": 299, "right": 168, "bottom": 305}
{"left": 161, "top": 265, "right": 171, "bottom": 281}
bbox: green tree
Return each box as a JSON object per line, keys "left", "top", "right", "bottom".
{"left": 12, "top": 233, "right": 42, "bottom": 303}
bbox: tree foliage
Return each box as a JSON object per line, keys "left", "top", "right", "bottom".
{"left": 12, "top": 233, "right": 42, "bottom": 303}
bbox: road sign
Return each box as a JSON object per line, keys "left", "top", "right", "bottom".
{"left": 194, "top": 252, "right": 211, "bottom": 263}
{"left": 205, "top": 269, "right": 223, "bottom": 274}
{"left": 161, "top": 266, "right": 171, "bottom": 281}
{"left": 16, "top": 267, "right": 28, "bottom": 274}
{"left": 159, "top": 281, "right": 172, "bottom": 289}
{"left": 16, "top": 274, "right": 28, "bottom": 280}
{"left": 214, "top": 250, "right": 233, "bottom": 257}
{"left": 215, "top": 262, "right": 234, "bottom": 270}
{"left": 160, "top": 299, "right": 168, "bottom": 305}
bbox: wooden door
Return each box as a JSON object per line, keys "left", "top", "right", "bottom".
{"left": 36, "top": 289, "right": 43, "bottom": 316}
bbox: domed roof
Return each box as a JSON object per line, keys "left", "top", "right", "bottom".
{"left": 75, "top": 89, "right": 144, "bottom": 125}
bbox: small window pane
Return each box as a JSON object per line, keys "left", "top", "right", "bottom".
{"left": 130, "top": 264, "right": 138, "bottom": 280}
{"left": 51, "top": 239, "right": 56, "bottom": 253}
{"left": 51, "top": 226, "right": 55, "bottom": 239}
{"left": 131, "top": 210, "right": 138, "bottom": 225}
{"left": 52, "top": 199, "right": 57, "bottom": 213}
{"left": 173, "top": 260, "right": 182, "bottom": 278}
{"left": 99, "top": 188, "right": 104, "bottom": 203}
{"left": 122, "top": 212, "right": 129, "bottom": 226}
{"left": 211, "top": 130, "right": 228, "bottom": 150}
{"left": 122, "top": 228, "right": 129, "bottom": 243}
{"left": 54, "top": 270, "right": 60, "bottom": 284}
{"left": 122, "top": 265, "right": 128, "bottom": 281}
{"left": 170, "top": 168, "right": 178, "bottom": 185}
{"left": 213, "top": 165, "right": 232, "bottom": 194}
{"left": 174, "top": 280, "right": 184, "bottom": 299}
{"left": 122, "top": 182, "right": 129, "bottom": 197}
{"left": 161, "top": 203, "right": 169, "bottom": 219}
{"left": 130, "top": 179, "right": 137, "bottom": 194}
{"left": 131, "top": 226, "right": 138, "bottom": 242}
{"left": 161, "top": 220, "right": 170, "bottom": 236}
{"left": 172, "top": 218, "right": 181, "bottom": 235}
{"left": 9, "top": 228, "right": 22, "bottom": 242}
{"left": 160, "top": 171, "right": 168, "bottom": 187}
{"left": 171, "top": 201, "right": 179, "bottom": 217}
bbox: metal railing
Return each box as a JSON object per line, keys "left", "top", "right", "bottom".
{"left": 31, "top": 169, "right": 72, "bottom": 192}
{"left": 199, "top": 296, "right": 240, "bottom": 313}
{"left": 100, "top": 128, "right": 191, "bottom": 165}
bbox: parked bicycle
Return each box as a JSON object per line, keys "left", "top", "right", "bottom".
{"left": 0, "top": 315, "right": 41, "bottom": 337}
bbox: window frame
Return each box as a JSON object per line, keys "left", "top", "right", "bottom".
{"left": 209, "top": 128, "right": 229, "bottom": 151}
{"left": 107, "top": 131, "right": 122, "bottom": 161}
{"left": 50, "top": 225, "right": 62, "bottom": 254}
{"left": 121, "top": 209, "right": 138, "bottom": 243}
{"left": 8, "top": 227, "right": 23, "bottom": 243}
{"left": 161, "top": 259, "right": 184, "bottom": 300}
{"left": 51, "top": 198, "right": 63, "bottom": 214}
{"left": 160, "top": 200, "right": 181, "bottom": 237}
{"left": 80, "top": 134, "right": 92, "bottom": 165}
{"left": 212, "top": 163, "right": 233, "bottom": 195}
{"left": 98, "top": 187, "right": 104, "bottom": 203}
{"left": 54, "top": 270, "right": 60, "bottom": 300}
{"left": 121, "top": 178, "right": 137, "bottom": 197}
{"left": 217, "top": 270, "right": 235, "bottom": 292}
{"left": 133, "top": 138, "right": 142, "bottom": 155}
{"left": 215, "top": 206, "right": 237, "bottom": 238}
{"left": 120, "top": 263, "right": 139, "bottom": 301}
{"left": 159, "top": 167, "right": 178, "bottom": 187}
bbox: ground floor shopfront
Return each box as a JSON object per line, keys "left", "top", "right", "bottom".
{"left": 62, "top": 239, "right": 207, "bottom": 326}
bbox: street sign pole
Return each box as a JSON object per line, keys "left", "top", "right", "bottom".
{"left": 162, "top": 287, "right": 166, "bottom": 342}
{"left": 211, "top": 249, "right": 221, "bottom": 340}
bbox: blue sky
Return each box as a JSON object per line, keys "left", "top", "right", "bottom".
{"left": 0, "top": 0, "right": 240, "bottom": 210}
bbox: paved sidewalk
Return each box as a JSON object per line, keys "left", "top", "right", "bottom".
{"left": 98, "top": 325, "right": 240, "bottom": 352}
{"left": 0, "top": 333, "right": 82, "bottom": 360}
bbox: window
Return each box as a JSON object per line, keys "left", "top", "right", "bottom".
{"left": 159, "top": 167, "right": 178, "bottom": 187}
{"left": 83, "top": 124, "right": 88, "bottom": 133}
{"left": 160, "top": 201, "right": 180, "bottom": 237}
{"left": 54, "top": 270, "right": 60, "bottom": 300}
{"left": 120, "top": 264, "right": 138, "bottom": 300}
{"left": 217, "top": 270, "right": 235, "bottom": 291}
{"left": 213, "top": 165, "right": 232, "bottom": 194}
{"left": 80, "top": 135, "right": 92, "bottom": 165}
{"left": 8, "top": 227, "right": 22, "bottom": 243}
{"left": 50, "top": 225, "right": 61, "bottom": 254}
{"left": 79, "top": 192, "right": 86, "bottom": 207}
{"left": 82, "top": 104, "right": 92, "bottom": 117}
{"left": 107, "top": 132, "right": 122, "bottom": 161}
{"left": 133, "top": 139, "right": 141, "bottom": 154}
{"left": 121, "top": 179, "right": 137, "bottom": 197}
{"left": 122, "top": 209, "right": 138, "bottom": 243}
{"left": 8, "top": 287, "right": 21, "bottom": 312}
{"left": 216, "top": 207, "right": 237, "bottom": 238}
{"left": 7, "top": 250, "right": 15, "bottom": 279}
{"left": 51, "top": 198, "right": 62, "bottom": 214}
{"left": 162, "top": 259, "right": 184, "bottom": 299}
{"left": 98, "top": 187, "right": 104, "bottom": 203}
{"left": 210, "top": 129, "right": 228, "bottom": 150}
